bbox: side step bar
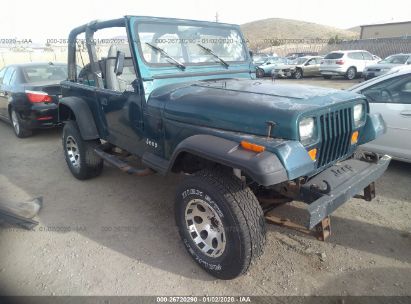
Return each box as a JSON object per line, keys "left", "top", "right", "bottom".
{"left": 94, "top": 146, "right": 154, "bottom": 176}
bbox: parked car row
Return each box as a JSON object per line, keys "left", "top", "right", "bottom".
{"left": 254, "top": 51, "right": 411, "bottom": 81}
{"left": 272, "top": 56, "right": 323, "bottom": 79}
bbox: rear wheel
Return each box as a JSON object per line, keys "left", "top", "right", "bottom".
{"left": 62, "top": 120, "right": 103, "bottom": 180}
{"left": 10, "top": 108, "right": 32, "bottom": 138}
{"left": 323, "top": 75, "right": 332, "bottom": 80}
{"left": 345, "top": 67, "right": 356, "bottom": 80}
{"left": 175, "top": 168, "right": 266, "bottom": 279}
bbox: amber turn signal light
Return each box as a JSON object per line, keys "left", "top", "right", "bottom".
{"left": 351, "top": 131, "right": 359, "bottom": 144}
{"left": 240, "top": 141, "right": 265, "bottom": 153}
{"left": 308, "top": 148, "right": 317, "bottom": 161}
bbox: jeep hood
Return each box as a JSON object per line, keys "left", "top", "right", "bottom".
{"left": 151, "top": 79, "right": 363, "bottom": 140}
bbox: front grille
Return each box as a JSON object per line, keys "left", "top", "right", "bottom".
{"left": 317, "top": 108, "right": 353, "bottom": 167}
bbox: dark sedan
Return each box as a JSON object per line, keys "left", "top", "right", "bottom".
{"left": 0, "top": 62, "right": 67, "bottom": 137}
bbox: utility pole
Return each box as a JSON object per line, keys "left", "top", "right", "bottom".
{"left": 215, "top": 12, "right": 219, "bottom": 23}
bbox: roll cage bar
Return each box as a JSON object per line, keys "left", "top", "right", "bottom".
{"left": 67, "top": 18, "right": 127, "bottom": 85}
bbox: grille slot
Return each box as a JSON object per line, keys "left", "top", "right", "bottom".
{"left": 318, "top": 108, "right": 352, "bottom": 167}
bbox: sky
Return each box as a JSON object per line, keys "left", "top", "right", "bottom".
{"left": 1, "top": 0, "right": 410, "bottom": 42}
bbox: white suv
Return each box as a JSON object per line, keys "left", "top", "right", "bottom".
{"left": 320, "top": 50, "right": 379, "bottom": 80}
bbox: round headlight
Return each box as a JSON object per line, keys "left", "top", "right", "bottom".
{"left": 353, "top": 104, "right": 365, "bottom": 127}
{"left": 299, "top": 117, "right": 315, "bottom": 142}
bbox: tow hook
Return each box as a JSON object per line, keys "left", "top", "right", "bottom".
{"left": 310, "top": 180, "right": 331, "bottom": 194}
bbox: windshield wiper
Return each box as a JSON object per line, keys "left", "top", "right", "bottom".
{"left": 145, "top": 42, "right": 186, "bottom": 70}
{"left": 196, "top": 44, "right": 229, "bottom": 68}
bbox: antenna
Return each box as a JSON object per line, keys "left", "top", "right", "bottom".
{"left": 215, "top": 12, "right": 219, "bottom": 23}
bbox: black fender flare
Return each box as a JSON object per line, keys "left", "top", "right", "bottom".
{"left": 58, "top": 97, "right": 99, "bottom": 140}
{"left": 169, "top": 134, "right": 288, "bottom": 186}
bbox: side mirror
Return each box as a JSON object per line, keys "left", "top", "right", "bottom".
{"left": 114, "top": 51, "right": 125, "bottom": 76}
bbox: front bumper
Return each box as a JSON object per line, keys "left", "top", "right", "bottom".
{"left": 363, "top": 70, "right": 387, "bottom": 79}
{"left": 273, "top": 69, "right": 294, "bottom": 78}
{"left": 300, "top": 154, "right": 391, "bottom": 229}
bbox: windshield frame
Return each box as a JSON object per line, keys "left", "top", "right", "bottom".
{"left": 133, "top": 20, "right": 249, "bottom": 69}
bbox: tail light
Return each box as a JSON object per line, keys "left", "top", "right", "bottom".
{"left": 25, "top": 90, "right": 53, "bottom": 103}
{"left": 336, "top": 59, "right": 345, "bottom": 65}
{"left": 37, "top": 116, "right": 53, "bottom": 121}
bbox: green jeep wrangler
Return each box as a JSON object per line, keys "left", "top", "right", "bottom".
{"left": 59, "top": 16, "right": 390, "bottom": 279}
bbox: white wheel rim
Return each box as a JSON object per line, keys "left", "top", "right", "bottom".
{"left": 185, "top": 198, "right": 226, "bottom": 258}
{"left": 11, "top": 111, "right": 20, "bottom": 134}
{"left": 66, "top": 136, "right": 80, "bottom": 167}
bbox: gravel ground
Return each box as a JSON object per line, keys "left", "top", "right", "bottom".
{"left": 0, "top": 77, "right": 410, "bottom": 296}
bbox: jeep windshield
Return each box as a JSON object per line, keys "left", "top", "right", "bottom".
{"left": 135, "top": 22, "right": 247, "bottom": 67}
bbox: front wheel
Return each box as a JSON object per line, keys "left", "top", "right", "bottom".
{"left": 256, "top": 68, "right": 265, "bottom": 78}
{"left": 293, "top": 68, "right": 303, "bottom": 79}
{"left": 175, "top": 169, "right": 266, "bottom": 279}
{"left": 62, "top": 120, "right": 103, "bottom": 180}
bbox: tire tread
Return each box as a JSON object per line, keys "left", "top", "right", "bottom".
{"left": 62, "top": 120, "right": 103, "bottom": 180}
{"left": 194, "top": 168, "right": 266, "bottom": 275}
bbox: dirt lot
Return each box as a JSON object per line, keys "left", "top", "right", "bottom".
{"left": 0, "top": 77, "right": 410, "bottom": 296}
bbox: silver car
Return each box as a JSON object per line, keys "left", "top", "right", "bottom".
{"left": 349, "top": 66, "right": 411, "bottom": 162}
{"left": 273, "top": 56, "right": 323, "bottom": 79}
{"left": 363, "top": 53, "right": 411, "bottom": 80}
{"left": 320, "top": 50, "right": 379, "bottom": 80}
{"left": 252, "top": 53, "right": 271, "bottom": 66}
{"left": 256, "top": 57, "right": 288, "bottom": 77}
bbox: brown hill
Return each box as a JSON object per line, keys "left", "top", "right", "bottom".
{"left": 241, "top": 18, "right": 359, "bottom": 50}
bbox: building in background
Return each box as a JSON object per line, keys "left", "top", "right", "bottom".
{"left": 360, "top": 21, "right": 411, "bottom": 39}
